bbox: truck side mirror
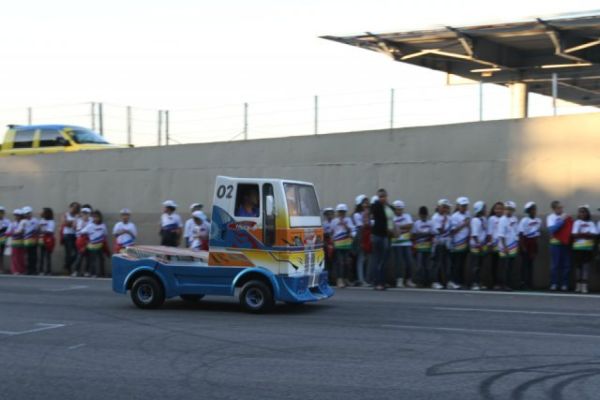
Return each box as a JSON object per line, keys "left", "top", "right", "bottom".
{"left": 266, "top": 195, "right": 274, "bottom": 217}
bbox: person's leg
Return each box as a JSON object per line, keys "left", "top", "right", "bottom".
{"left": 429, "top": 248, "right": 441, "bottom": 287}
{"left": 0, "top": 244, "right": 5, "bottom": 273}
{"left": 581, "top": 254, "right": 590, "bottom": 293}
{"left": 46, "top": 250, "right": 53, "bottom": 275}
{"left": 505, "top": 257, "right": 515, "bottom": 290}
{"left": 560, "top": 245, "right": 571, "bottom": 290}
{"left": 470, "top": 254, "right": 481, "bottom": 288}
{"left": 355, "top": 250, "right": 365, "bottom": 285}
{"left": 334, "top": 250, "right": 344, "bottom": 287}
{"left": 98, "top": 253, "right": 105, "bottom": 277}
{"left": 549, "top": 245, "right": 560, "bottom": 288}
{"left": 392, "top": 246, "right": 403, "bottom": 286}
{"left": 371, "top": 236, "right": 385, "bottom": 288}
{"left": 402, "top": 247, "right": 414, "bottom": 285}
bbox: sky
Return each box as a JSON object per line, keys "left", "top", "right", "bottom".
{"left": 0, "top": 0, "right": 598, "bottom": 145}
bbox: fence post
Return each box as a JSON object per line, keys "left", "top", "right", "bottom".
{"left": 126, "top": 106, "right": 132, "bottom": 146}
{"left": 91, "top": 102, "right": 96, "bottom": 130}
{"left": 243, "top": 103, "right": 248, "bottom": 140}
{"left": 27, "top": 107, "right": 32, "bottom": 125}
{"left": 158, "top": 110, "right": 162, "bottom": 146}
{"left": 552, "top": 73, "right": 558, "bottom": 116}
{"left": 314, "top": 95, "right": 319, "bottom": 135}
{"left": 390, "top": 88, "right": 395, "bottom": 131}
{"left": 98, "top": 103, "right": 104, "bottom": 136}
{"left": 165, "top": 110, "right": 170, "bottom": 145}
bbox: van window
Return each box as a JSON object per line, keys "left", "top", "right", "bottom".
{"left": 13, "top": 129, "right": 36, "bottom": 148}
{"left": 234, "top": 184, "right": 260, "bottom": 218}
{"left": 39, "top": 129, "right": 66, "bottom": 147}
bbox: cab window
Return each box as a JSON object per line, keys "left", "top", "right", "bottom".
{"left": 39, "top": 129, "right": 67, "bottom": 147}
{"left": 234, "top": 184, "right": 260, "bottom": 218}
{"left": 13, "top": 129, "right": 36, "bottom": 148}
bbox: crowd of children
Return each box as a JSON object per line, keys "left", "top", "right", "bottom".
{"left": 0, "top": 200, "right": 210, "bottom": 277}
{"left": 322, "top": 196, "right": 599, "bottom": 293}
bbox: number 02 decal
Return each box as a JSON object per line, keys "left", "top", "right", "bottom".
{"left": 216, "top": 185, "right": 234, "bottom": 199}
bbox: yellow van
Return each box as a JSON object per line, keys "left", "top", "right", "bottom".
{"left": 0, "top": 124, "right": 125, "bottom": 156}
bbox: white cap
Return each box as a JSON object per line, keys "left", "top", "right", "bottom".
{"left": 579, "top": 204, "right": 590, "bottom": 210}
{"left": 355, "top": 194, "right": 367, "bottom": 205}
{"left": 162, "top": 200, "right": 177, "bottom": 208}
{"left": 393, "top": 200, "right": 405, "bottom": 208}
{"left": 504, "top": 201, "right": 516, "bottom": 209}
{"left": 120, "top": 208, "right": 131, "bottom": 215}
{"left": 192, "top": 210, "right": 207, "bottom": 220}
{"left": 438, "top": 198, "right": 451, "bottom": 207}
{"left": 189, "top": 203, "right": 201, "bottom": 210}
{"left": 0, "top": 206, "right": 5, "bottom": 212}
{"left": 13, "top": 208, "right": 23, "bottom": 215}
{"left": 371, "top": 195, "right": 379, "bottom": 204}
{"left": 322, "top": 207, "right": 334, "bottom": 213}
{"left": 524, "top": 201, "right": 536, "bottom": 212}
{"left": 335, "top": 203, "right": 348, "bottom": 212}
{"left": 21, "top": 206, "right": 33, "bottom": 214}
{"left": 456, "top": 197, "right": 470, "bottom": 206}
{"left": 473, "top": 201, "right": 485, "bottom": 214}
{"left": 81, "top": 207, "right": 92, "bottom": 214}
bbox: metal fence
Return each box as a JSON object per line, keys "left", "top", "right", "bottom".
{"left": 0, "top": 79, "right": 597, "bottom": 147}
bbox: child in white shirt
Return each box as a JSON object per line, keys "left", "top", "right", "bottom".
{"left": 518, "top": 202, "right": 541, "bottom": 290}
{"left": 331, "top": 204, "right": 355, "bottom": 288}
{"left": 469, "top": 201, "right": 487, "bottom": 290}
{"left": 571, "top": 205, "right": 597, "bottom": 293}
{"left": 498, "top": 201, "right": 519, "bottom": 291}
{"left": 391, "top": 200, "right": 414, "bottom": 288}
{"left": 113, "top": 209, "right": 138, "bottom": 253}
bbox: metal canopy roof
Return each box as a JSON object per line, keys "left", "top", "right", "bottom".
{"left": 322, "top": 14, "right": 600, "bottom": 106}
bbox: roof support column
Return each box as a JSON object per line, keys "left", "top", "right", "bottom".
{"left": 509, "top": 82, "right": 528, "bottom": 118}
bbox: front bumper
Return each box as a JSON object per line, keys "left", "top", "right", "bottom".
{"left": 275, "top": 271, "right": 334, "bottom": 303}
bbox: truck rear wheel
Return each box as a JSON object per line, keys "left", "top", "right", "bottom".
{"left": 239, "top": 280, "right": 274, "bottom": 313}
{"left": 131, "top": 275, "right": 165, "bottom": 309}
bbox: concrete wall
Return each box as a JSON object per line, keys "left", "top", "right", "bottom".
{"left": 1, "top": 113, "right": 599, "bottom": 287}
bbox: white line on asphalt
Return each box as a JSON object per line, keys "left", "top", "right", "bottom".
{"left": 67, "top": 343, "right": 86, "bottom": 350}
{"left": 0, "top": 323, "right": 65, "bottom": 336}
{"left": 381, "top": 324, "right": 600, "bottom": 340}
{"left": 434, "top": 307, "right": 600, "bottom": 318}
{"left": 348, "top": 286, "right": 600, "bottom": 299}
{"left": 43, "top": 285, "right": 89, "bottom": 292}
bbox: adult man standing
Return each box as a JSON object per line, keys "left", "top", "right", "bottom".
{"left": 546, "top": 200, "right": 572, "bottom": 291}
{"left": 370, "top": 188, "right": 394, "bottom": 291}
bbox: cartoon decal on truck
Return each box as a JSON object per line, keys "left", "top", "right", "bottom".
{"left": 112, "top": 176, "right": 333, "bottom": 313}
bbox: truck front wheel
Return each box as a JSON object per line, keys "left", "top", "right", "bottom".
{"left": 239, "top": 280, "right": 274, "bottom": 313}
{"left": 131, "top": 275, "right": 165, "bottom": 309}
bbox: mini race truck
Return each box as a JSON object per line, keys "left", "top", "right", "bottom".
{"left": 112, "top": 176, "right": 334, "bottom": 313}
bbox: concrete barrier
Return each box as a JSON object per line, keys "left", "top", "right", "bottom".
{"left": 1, "top": 113, "right": 599, "bottom": 288}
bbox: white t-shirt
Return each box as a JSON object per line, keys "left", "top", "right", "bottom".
{"left": 75, "top": 218, "right": 91, "bottom": 237}
{"left": 487, "top": 215, "right": 502, "bottom": 248}
{"left": 518, "top": 217, "right": 542, "bottom": 239}
{"left": 546, "top": 213, "right": 566, "bottom": 245}
{"left": 331, "top": 217, "right": 355, "bottom": 249}
{"left": 24, "top": 218, "right": 39, "bottom": 241}
{"left": 469, "top": 217, "right": 487, "bottom": 249}
{"left": 450, "top": 211, "right": 470, "bottom": 250}
{"left": 392, "top": 213, "right": 413, "bottom": 246}
{"left": 352, "top": 212, "right": 364, "bottom": 227}
{"left": 0, "top": 217, "right": 10, "bottom": 240}
{"left": 63, "top": 212, "right": 77, "bottom": 235}
{"left": 572, "top": 220, "right": 598, "bottom": 251}
{"left": 183, "top": 218, "right": 195, "bottom": 241}
{"left": 412, "top": 219, "right": 434, "bottom": 250}
{"left": 190, "top": 221, "right": 211, "bottom": 250}
{"left": 38, "top": 219, "right": 55, "bottom": 234}
{"left": 113, "top": 221, "right": 138, "bottom": 246}
{"left": 161, "top": 213, "right": 183, "bottom": 232}
{"left": 498, "top": 215, "right": 519, "bottom": 253}
{"left": 82, "top": 222, "right": 108, "bottom": 245}
{"left": 323, "top": 219, "right": 334, "bottom": 237}
{"left": 431, "top": 212, "right": 451, "bottom": 246}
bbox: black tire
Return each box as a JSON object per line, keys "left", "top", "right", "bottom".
{"left": 180, "top": 294, "right": 205, "bottom": 302}
{"left": 130, "top": 275, "right": 165, "bottom": 309}
{"left": 239, "top": 280, "right": 275, "bottom": 313}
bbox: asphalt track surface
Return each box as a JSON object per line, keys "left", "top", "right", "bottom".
{"left": 2, "top": 276, "right": 600, "bottom": 400}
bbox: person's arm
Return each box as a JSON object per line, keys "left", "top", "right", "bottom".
{"left": 347, "top": 218, "right": 356, "bottom": 238}
{"left": 547, "top": 215, "right": 564, "bottom": 234}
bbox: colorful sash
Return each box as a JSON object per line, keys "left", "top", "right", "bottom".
{"left": 500, "top": 241, "right": 518, "bottom": 258}
{"left": 573, "top": 239, "right": 594, "bottom": 251}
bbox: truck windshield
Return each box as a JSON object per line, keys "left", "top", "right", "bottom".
{"left": 284, "top": 183, "right": 320, "bottom": 217}
{"left": 67, "top": 128, "right": 109, "bottom": 144}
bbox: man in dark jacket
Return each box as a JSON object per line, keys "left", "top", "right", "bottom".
{"left": 371, "top": 189, "right": 394, "bottom": 290}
